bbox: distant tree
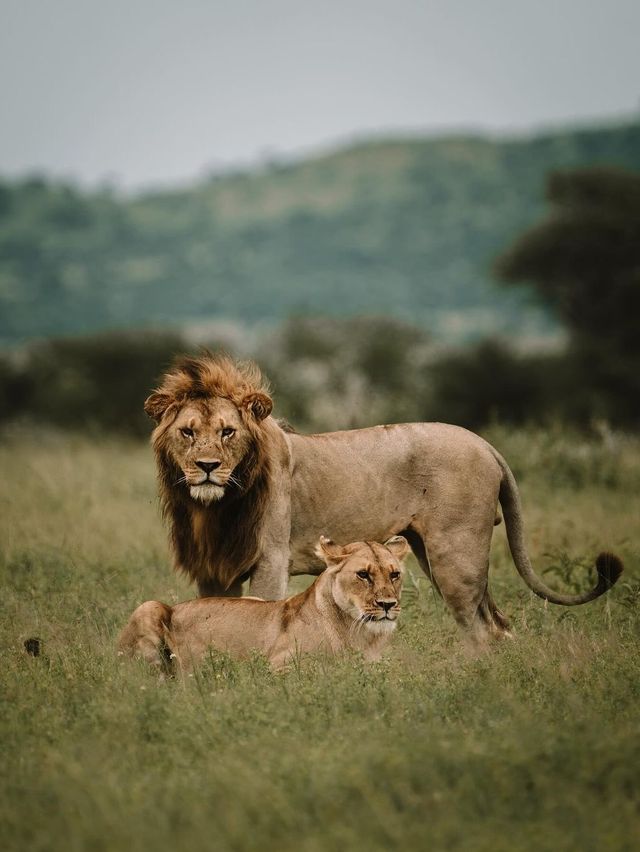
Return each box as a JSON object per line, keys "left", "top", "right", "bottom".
{"left": 495, "top": 167, "right": 640, "bottom": 425}
{"left": 428, "top": 340, "right": 560, "bottom": 430}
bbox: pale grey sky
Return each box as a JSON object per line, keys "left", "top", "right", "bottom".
{"left": 1, "top": 0, "right": 639, "bottom": 189}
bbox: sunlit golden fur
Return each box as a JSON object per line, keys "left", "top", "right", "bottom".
{"left": 118, "top": 536, "right": 410, "bottom": 671}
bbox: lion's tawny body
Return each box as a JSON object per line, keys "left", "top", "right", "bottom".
{"left": 144, "top": 355, "right": 623, "bottom": 648}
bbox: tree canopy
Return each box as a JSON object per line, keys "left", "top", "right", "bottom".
{"left": 496, "top": 166, "right": 640, "bottom": 425}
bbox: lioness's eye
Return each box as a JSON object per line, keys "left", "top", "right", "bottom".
{"left": 356, "top": 570, "right": 370, "bottom": 581}
{"left": 221, "top": 427, "right": 235, "bottom": 438}
{"left": 180, "top": 427, "right": 194, "bottom": 438}
{"left": 390, "top": 571, "right": 401, "bottom": 581}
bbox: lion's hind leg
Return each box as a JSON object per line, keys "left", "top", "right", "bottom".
{"left": 411, "top": 520, "right": 511, "bottom": 650}
{"left": 117, "top": 600, "right": 173, "bottom": 670}
{"left": 477, "top": 589, "right": 513, "bottom": 641}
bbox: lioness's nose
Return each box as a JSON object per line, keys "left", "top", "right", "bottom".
{"left": 196, "top": 460, "right": 221, "bottom": 473}
{"left": 376, "top": 600, "right": 396, "bottom": 613}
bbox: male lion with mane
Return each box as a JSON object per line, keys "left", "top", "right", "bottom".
{"left": 144, "top": 354, "right": 622, "bottom": 647}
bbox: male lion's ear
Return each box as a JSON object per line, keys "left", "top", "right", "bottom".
{"left": 144, "top": 392, "right": 174, "bottom": 422}
{"left": 315, "top": 535, "right": 347, "bottom": 567}
{"left": 243, "top": 391, "right": 273, "bottom": 422}
{"left": 383, "top": 535, "right": 410, "bottom": 562}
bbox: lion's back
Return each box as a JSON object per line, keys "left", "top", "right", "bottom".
{"left": 287, "top": 422, "right": 502, "bottom": 568}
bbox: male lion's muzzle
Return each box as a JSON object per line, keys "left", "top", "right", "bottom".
{"left": 186, "top": 459, "right": 233, "bottom": 502}
{"left": 189, "top": 480, "right": 226, "bottom": 504}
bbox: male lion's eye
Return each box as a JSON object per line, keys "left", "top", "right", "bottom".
{"left": 221, "top": 427, "right": 235, "bottom": 438}
{"left": 390, "top": 571, "right": 401, "bottom": 581}
{"left": 180, "top": 428, "right": 194, "bottom": 439}
{"left": 356, "top": 570, "right": 370, "bottom": 581}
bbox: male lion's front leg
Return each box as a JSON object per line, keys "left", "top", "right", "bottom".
{"left": 249, "top": 551, "right": 290, "bottom": 600}
{"left": 248, "top": 479, "right": 291, "bottom": 600}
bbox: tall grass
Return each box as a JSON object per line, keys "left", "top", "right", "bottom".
{"left": 1, "top": 428, "right": 639, "bottom": 851}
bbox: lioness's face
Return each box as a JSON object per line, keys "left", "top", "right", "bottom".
{"left": 317, "top": 537, "right": 409, "bottom": 632}
{"left": 167, "top": 397, "right": 254, "bottom": 504}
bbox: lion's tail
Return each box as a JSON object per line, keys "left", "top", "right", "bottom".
{"left": 492, "top": 449, "right": 623, "bottom": 605}
{"left": 117, "top": 600, "right": 174, "bottom": 668}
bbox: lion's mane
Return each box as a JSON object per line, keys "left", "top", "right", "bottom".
{"left": 148, "top": 354, "right": 275, "bottom": 591}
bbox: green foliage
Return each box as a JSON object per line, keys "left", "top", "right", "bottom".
{"left": 542, "top": 550, "right": 597, "bottom": 595}
{"left": 0, "top": 318, "right": 435, "bottom": 436}
{"left": 0, "top": 331, "right": 189, "bottom": 436}
{"left": 496, "top": 165, "right": 640, "bottom": 426}
{"left": 0, "top": 319, "right": 628, "bottom": 436}
{"left": 2, "top": 122, "right": 640, "bottom": 345}
{"left": 258, "top": 315, "right": 433, "bottom": 431}
{"left": 428, "top": 340, "right": 561, "bottom": 430}
{"left": 1, "top": 430, "right": 639, "bottom": 851}
{"left": 484, "top": 424, "right": 640, "bottom": 491}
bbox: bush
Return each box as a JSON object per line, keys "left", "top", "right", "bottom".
{"left": 426, "top": 341, "right": 562, "bottom": 429}
{"left": 0, "top": 320, "right": 629, "bottom": 437}
{"left": 0, "top": 331, "right": 193, "bottom": 436}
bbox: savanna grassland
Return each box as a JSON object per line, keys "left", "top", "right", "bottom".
{"left": 1, "top": 427, "right": 639, "bottom": 852}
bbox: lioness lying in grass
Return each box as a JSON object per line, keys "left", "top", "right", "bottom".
{"left": 118, "top": 535, "right": 409, "bottom": 671}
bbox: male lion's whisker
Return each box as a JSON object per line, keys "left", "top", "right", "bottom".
{"left": 227, "top": 473, "right": 243, "bottom": 489}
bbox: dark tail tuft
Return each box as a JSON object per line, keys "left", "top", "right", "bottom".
{"left": 595, "top": 552, "right": 624, "bottom": 591}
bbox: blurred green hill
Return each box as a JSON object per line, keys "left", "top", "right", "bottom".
{"left": 1, "top": 119, "right": 639, "bottom": 345}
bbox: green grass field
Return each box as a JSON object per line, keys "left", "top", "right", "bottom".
{"left": 1, "top": 427, "right": 639, "bottom": 852}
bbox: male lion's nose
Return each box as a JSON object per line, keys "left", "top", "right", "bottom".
{"left": 376, "top": 600, "right": 396, "bottom": 613}
{"left": 196, "top": 460, "right": 221, "bottom": 474}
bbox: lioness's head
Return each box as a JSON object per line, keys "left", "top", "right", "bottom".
{"left": 315, "top": 535, "right": 410, "bottom": 631}
{"left": 144, "top": 355, "right": 273, "bottom": 505}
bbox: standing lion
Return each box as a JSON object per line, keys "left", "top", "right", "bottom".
{"left": 144, "top": 354, "right": 622, "bottom": 646}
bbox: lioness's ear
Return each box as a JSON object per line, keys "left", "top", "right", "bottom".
{"left": 144, "top": 391, "right": 173, "bottom": 422}
{"left": 315, "top": 535, "right": 347, "bottom": 567}
{"left": 243, "top": 391, "right": 273, "bottom": 422}
{"left": 383, "top": 535, "right": 410, "bottom": 562}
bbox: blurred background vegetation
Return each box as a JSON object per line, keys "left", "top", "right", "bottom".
{"left": 1, "top": 119, "right": 639, "bottom": 434}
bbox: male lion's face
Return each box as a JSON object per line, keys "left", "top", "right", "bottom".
{"left": 316, "top": 536, "right": 409, "bottom": 633}
{"left": 165, "top": 397, "right": 256, "bottom": 505}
